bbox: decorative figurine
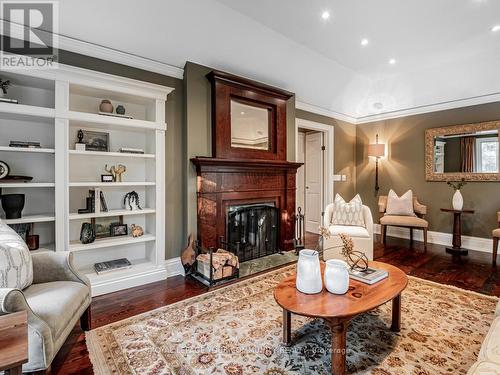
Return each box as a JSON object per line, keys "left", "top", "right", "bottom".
{"left": 99, "top": 99, "right": 113, "bottom": 113}
{"left": 0, "top": 78, "right": 10, "bottom": 96}
{"left": 80, "top": 222, "right": 96, "bottom": 244}
{"left": 116, "top": 105, "right": 126, "bottom": 115}
{"left": 75, "top": 129, "right": 86, "bottom": 151}
{"left": 123, "top": 191, "right": 142, "bottom": 210}
{"left": 104, "top": 164, "right": 126, "bottom": 182}
{"left": 130, "top": 224, "right": 144, "bottom": 237}
{"left": 180, "top": 233, "right": 196, "bottom": 273}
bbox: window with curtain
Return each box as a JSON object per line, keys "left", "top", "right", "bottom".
{"left": 475, "top": 137, "right": 499, "bottom": 173}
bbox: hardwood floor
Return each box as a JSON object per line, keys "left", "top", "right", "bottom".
{"left": 52, "top": 235, "right": 498, "bottom": 374}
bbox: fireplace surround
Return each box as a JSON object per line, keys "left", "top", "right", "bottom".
{"left": 191, "top": 70, "right": 301, "bottom": 260}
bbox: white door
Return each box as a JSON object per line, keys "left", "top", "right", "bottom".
{"left": 305, "top": 132, "right": 323, "bottom": 232}
{"left": 296, "top": 132, "right": 305, "bottom": 215}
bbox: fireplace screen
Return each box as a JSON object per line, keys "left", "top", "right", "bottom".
{"left": 226, "top": 203, "right": 279, "bottom": 262}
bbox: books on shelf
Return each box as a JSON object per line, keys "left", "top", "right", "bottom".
{"left": 349, "top": 267, "right": 388, "bottom": 285}
{"left": 119, "top": 147, "right": 144, "bottom": 154}
{"left": 0, "top": 98, "right": 18, "bottom": 104}
{"left": 94, "top": 258, "right": 132, "bottom": 274}
{"left": 9, "top": 141, "right": 41, "bottom": 148}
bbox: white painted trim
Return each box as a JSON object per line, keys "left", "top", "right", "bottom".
{"left": 296, "top": 118, "right": 334, "bottom": 207}
{"left": 0, "top": 20, "right": 184, "bottom": 80}
{"left": 373, "top": 224, "right": 493, "bottom": 253}
{"left": 296, "top": 100, "right": 357, "bottom": 124}
{"left": 355, "top": 92, "right": 500, "bottom": 124}
{"left": 90, "top": 266, "right": 168, "bottom": 297}
{"left": 165, "top": 257, "right": 186, "bottom": 277}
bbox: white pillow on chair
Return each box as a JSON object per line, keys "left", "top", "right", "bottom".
{"left": 386, "top": 189, "right": 416, "bottom": 216}
{"left": 331, "top": 193, "right": 365, "bottom": 227}
{"left": 0, "top": 220, "right": 33, "bottom": 289}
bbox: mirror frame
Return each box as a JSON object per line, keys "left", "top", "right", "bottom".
{"left": 425, "top": 120, "right": 500, "bottom": 181}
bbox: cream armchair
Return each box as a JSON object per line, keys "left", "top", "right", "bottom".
{"left": 0, "top": 252, "right": 91, "bottom": 373}
{"left": 492, "top": 211, "right": 500, "bottom": 266}
{"left": 322, "top": 203, "right": 374, "bottom": 260}
{"left": 378, "top": 195, "right": 428, "bottom": 249}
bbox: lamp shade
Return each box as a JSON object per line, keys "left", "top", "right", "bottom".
{"left": 368, "top": 143, "right": 385, "bottom": 158}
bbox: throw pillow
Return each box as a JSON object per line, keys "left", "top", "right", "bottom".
{"left": 331, "top": 194, "right": 365, "bottom": 227}
{"left": 0, "top": 220, "right": 33, "bottom": 290}
{"left": 386, "top": 189, "right": 416, "bottom": 216}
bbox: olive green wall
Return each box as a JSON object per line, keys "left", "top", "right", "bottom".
{"left": 356, "top": 102, "right": 500, "bottom": 238}
{"left": 183, "top": 61, "right": 296, "bottom": 237}
{"left": 295, "top": 109, "right": 357, "bottom": 199}
{"left": 59, "top": 50, "right": 186, "bottom": 259}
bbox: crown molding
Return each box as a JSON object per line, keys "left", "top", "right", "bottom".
{"left": 59, "top": 36, "right": 184, "bottom": 80}
{"left": 355, "top": 91, "right": 500, "bottom": 124}
{"left": 0, "top": 19, "right": 184, "bottom": 79}
{"left": 296, "top": 100, "right": 357, "bottom": 124}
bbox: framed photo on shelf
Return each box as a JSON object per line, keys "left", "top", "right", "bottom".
{"left": 110, "top": 223, "right": 128, "bottom": 237}
{"left": 92, "top": 216, "right": 123, "bottom": 239}
{"left": 81, "top": 130, "right": 109, "bottom": 152}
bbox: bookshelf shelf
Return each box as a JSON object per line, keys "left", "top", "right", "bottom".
{"left": 0, "top": 65, "right": 172, "bottom": 296}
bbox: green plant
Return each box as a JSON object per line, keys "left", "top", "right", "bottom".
{"left": 0, "top": 78, "right": 10, "bottom": 94}
{"left": 447, "top": 178, "right": 467, "bottom": 191}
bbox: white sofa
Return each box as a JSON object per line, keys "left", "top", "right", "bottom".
{"left": 467, "top": 301, "right": 500, "bottom": 374}
{"left": 322, "top": 203, "right": 374, "bottom": 261}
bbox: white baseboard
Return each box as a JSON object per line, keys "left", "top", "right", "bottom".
{"left": 165, "top": 257, "right": 185, "bottom": 277}
{"left": 373, "top": 224, "right": 493, "bottom": 254}
{"left": 91, "top": 266, "right": 168, "bottom": 297}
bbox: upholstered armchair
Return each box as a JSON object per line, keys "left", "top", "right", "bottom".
{"left": 378, "top": 196, "right": 428, "bottom": 249}
{"left": 493, "top": 211, "right": 500, "bottom": 266}
{"left": 322, "top": 203, "right": 374, "bottom": 261}
{"left": 0, "top": 251, "right": 91, "bottom": 373}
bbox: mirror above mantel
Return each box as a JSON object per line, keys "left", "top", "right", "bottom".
{"left": 425, "top": 120, "right": 500, "bottom": 181}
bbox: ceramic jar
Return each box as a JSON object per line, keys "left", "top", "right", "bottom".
{"left": 324, "top": 259, "right": 350, "bottom": 294}
{"left": 1, "top": 194, "right": 25, "bottom": 219}
{"left": 116, "top": 105, "right": 126, "bottom": 115}
{"left": 99, "top": 99, "right": 113, "bottom": 113}
{"left": 452, "top": 190, "right": 463, "bottom": 211}
{"left": 296, "top": 249, "right": 322, "bottom": 294}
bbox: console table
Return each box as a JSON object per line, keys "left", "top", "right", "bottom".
{"left": 441, "top": 208, "right": 474, "bottom": 256}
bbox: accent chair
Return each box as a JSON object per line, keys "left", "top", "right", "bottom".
{"left": 378, "top": 195, "right": 428, "bottom": 249}
{"left": 323, "top": 202, "right": 374, "bottom": 261}
{"left": 493, "top": 211, "right": 500, "bottom": 266}
{"left": 0, "top": 247, "right": 91, "bottom": 374}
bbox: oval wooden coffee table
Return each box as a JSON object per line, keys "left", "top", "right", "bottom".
{"left": 274, "top": 261, "right": 408, "bottom": 375}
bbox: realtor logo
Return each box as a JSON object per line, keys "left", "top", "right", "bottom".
{"left": 1, "top": 1, "right": 58, "bottom": 69}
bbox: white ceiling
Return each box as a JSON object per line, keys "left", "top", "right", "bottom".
{"left": 53, "top": 0, "right": 500, "bottom": 120}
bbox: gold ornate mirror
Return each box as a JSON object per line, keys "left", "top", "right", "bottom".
{"left": 425, "top": 120, "right": 500, "bottom": 181}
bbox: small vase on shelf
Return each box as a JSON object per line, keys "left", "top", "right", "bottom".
{"left": 452, "top": 190, "right": 463, "bottom": 211}
{"left": 296, "top": 249, "right": 322, "bottom": 294}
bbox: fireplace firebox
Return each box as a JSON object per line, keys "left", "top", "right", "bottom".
{"left": 227, "top": 203, "right": 279, "bottom": 262}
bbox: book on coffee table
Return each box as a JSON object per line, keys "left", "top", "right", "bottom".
{"left": 94, "top": 258, "right": 132, "bottom": 274}
{"left": 349, "top": 267, "right": 388, "bottom": 285}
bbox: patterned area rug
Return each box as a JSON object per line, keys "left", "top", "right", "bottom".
{"left": 86, "top": 266, "right": 498, "bottom": 375}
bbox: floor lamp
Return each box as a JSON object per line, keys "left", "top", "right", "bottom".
{"left": 368, "top": 134, "right": 385, "bottom": 191}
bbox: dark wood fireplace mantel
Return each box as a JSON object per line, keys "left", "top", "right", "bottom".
{"left": 191, "top": 69, "right": 300, "bottom": 258}
{"left": 191, "top": 157, "right": 301, "bottom": 252}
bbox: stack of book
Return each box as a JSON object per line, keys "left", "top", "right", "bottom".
{"left": 349, "top": 267, "right": 388, "bottom": 285}
{"left": 94, "top": 258, "right": 132, "bottom": 274}
{"left": 9, "top": 141, "right": 41, "bottom": 148}
{"left": 119, "top": 147, "right": 144, "bottom": 154}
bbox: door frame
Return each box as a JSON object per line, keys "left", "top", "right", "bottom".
{"left": 295, "top": 118, "right": 334, "bottom": 217}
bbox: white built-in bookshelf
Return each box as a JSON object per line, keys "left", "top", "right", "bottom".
{"left": 0, "top": 65, "right": 173, "bottom": 296}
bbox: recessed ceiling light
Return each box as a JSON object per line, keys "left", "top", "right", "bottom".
{"left": 240, "top": 111, "right": 245, "bottom": 115}
{"left": 321, "top": 10, "right": 330, "bottom": 20}
{"left": 389, "top": 58, "right": 397, "bottom": 65}
{"left": 361, "top": 38, "right": 369, "bottom": 46}
{"left": 492, "top": 25, "right": 500, "bottom": 32}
